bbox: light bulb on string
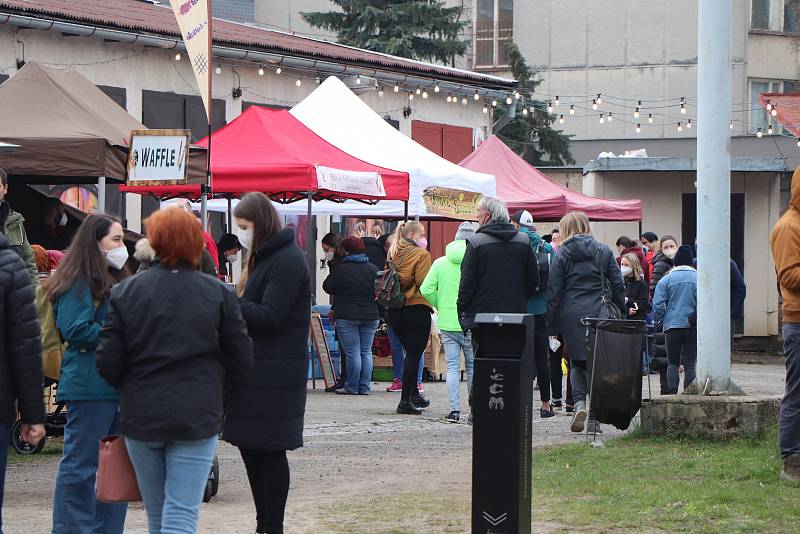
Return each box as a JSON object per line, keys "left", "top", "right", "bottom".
{"left": 393, "top": 84, "right": 399, "bottom": 93}
{"left": 677, "top": 122, "right": 682, "bottom": 132}
{"left": 648, "top": 113, "right": 653, "bottom": 123}
{"left": 529, "top": 106, "right": 535, "bottom": 115}
{"left": 680, "top": 103, "right": 686, "bottom": 114}
{"left": 356, "top": 74, "right": 362, "bottom": 85}
{"left": 446, "top": 95, "right": 452, "bottom": 103}
{"left": 592, "top": 99, "right": 598, "bottom": 110}
{"left": 634, "top": 107, "right": 640, "bottom": 118}
{"left": 636, "top": 123, "right": 641, "bottom": 133}
{"left": 295, "top": 78, "right": 302, "bottom": 87}
{"left": 768, "top": 124, "right": 774, "bottom": 135}
{"left": 483, "top": 104, "right": 489, "bottom": 114}
{"left": 422, "top": 90, "right": 428, "bottom": 99}
{"left": 687, "top": 119, "right": 692, "bottom": 129}
{"left": 559, "top": 115, "right": 565, "bottom": 124}
{"left": 680, "top": 97, "right": 686, "bottom": 114}
{"left": 409, "top": 92, "right": 414, "bottom": 101}
{"left": 596, "top": 93, "right": 602, "bottom": 105}
{"left": 174, "top": 52, "right": 181, "bottom": 61}
{"left": 434, "top": 83, "right": 440, "bottom": 93}
{"left": 506, "top": 96, "right": 513, "bottom": 105}
{"left": 772, "top": 106, "right": 778, "bottom": 117}
{"left": 730, "top": 121, "right": 734, "bottom": 129}
{"left": 378, "top": 87, "right": 384, "bottom": 97}
{"left": 315, "top": 75, "right": 321, "bottom": 85}
{"left": 514, "top": 91, "right": 521, "bottom": 100}
{"left": 797, "top": 139, "right": 800, "bottom": 147}
{"left": 756, "top": 127, "right": 763, "bottom": 138}
{"left": 415, "top": 87, "right": 421, "bottom": 95}
{"left": 599, "top": 114, "right": 605, "bottom": 124}
{"left": 554, "top": 95, "right": 560, "bottom": 106}
{"left": 215, "top": 64, "right": 222, "bottom": 75}
{"left": 473, "top": 90, "right": 480, "bottom": 101}
{"left": 766, "top": 100, "right": 773, "bottom": 111}
{"left": 461, "top": 96, "right": 468, "bottom": 106}
{"left": 547, "top": 101, "right": 553, "bottom": 113}
{"left": 276, "top": 67, "right": 282, "bottom": 75}
{"left": 523, "top": 108, "right": 529, "bottom": 116}
{"left": 258, "top": 66, "right": 264, "bottom": 76}
{"left": 492, "top": 99, "right": 498, "bottom": 107}
{"left": 607, "top": 112, "right": 613, "bottom": 122}
{"left": 569, "top": 104, "right": 575, "bottom": 115}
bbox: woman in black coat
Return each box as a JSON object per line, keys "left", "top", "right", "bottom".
{"left": 648, "top": 236, "right": 676, "bottom": 394}
{"left": 546, "top": 212, "right": 625, "bottom": 434}
{"left": 620, "top": 253, "right": 650, "bottom": 321}
{"left": 223, "top": 192, "right": 311, "bottom": 534}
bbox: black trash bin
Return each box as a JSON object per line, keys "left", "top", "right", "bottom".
{"left": 472, "top": 313, "right": 535, "bottom": 534}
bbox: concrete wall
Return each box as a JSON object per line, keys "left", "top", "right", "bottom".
{"left": 582, "top": 169, "right": 780, "bottom": 337}
{"left": 512, "top": 0, "right": 796, "bottom": 147}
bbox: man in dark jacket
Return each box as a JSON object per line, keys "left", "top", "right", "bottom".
{"left": 0, "top": 234, "right": 46, "bottom": 529}
{"left": 0, "top": 169, "right": 38, "bottom": 286}
{"left": 362, "top": 236, "right": 387, "bottom": 270}
{"left": 458, "top": 197, "right": 539, "bottom": 331}
{"left": 616, "top": 235, "right": 650, "bottom": 287}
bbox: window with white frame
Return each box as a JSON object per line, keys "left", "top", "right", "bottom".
{"left": 474, "top": 0, "right": 513, "bottom": 68}
{"left": 749, "top": 79, "right": 800, "bottom": 133}
{"left": 751, "top": 0, "right": 800, "bottom": 32}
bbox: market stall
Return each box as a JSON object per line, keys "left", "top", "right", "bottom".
{"left": 459, "top": 135, "right": 643, "bottom": 221}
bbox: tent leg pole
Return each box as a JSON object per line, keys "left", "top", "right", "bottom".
{"left": 404, "top": 201, "right": 408, "bottom": 222}
{"left": 227, "top": 197, "right": 233, "bottom": 233}
{"left": 202, "top": 122, "right": 212, "bottom": 231}
{"left": 306, "top": 192, "right": 315, "bottom": 303}
{"left": 638, "top": 220, "right": 643, "bottom": 240}
{"left": 97, "top": 176, "right": 106, "bottom": 214}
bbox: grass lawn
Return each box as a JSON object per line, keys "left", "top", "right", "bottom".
{"left": 533, "top": 425, "right": 799, "bottom": 534}
{"left": 6, "top": 439, "right": 63, "bottom": 465}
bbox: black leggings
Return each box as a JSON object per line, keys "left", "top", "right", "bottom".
{"left": 388, "top": 305, "right": 431, "bottom": 401}
{"left": 534, "top": 314, "right": 551, "bottom": 403}
{"left": 240, "top": 449, "right": 290, "bottom": 534}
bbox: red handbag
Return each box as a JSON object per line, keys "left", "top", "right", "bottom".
{"left": 96, "top": 435, "right": 142, "bottom": 503}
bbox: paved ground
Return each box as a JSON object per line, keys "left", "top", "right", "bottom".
{"left": 3, "top": 362, "right": 786, "bottom": 533}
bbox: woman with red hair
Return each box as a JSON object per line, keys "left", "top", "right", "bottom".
{"left": 96, "top": 207, "right": 253, "bottom": 534}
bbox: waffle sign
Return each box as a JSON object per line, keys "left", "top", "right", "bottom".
{"left": 126, "top": 129, "right": 191, "bottom": 185}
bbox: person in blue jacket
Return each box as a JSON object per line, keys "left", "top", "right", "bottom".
{"left": 511, "top": 210, "right": 556, "bottom": 418}
{"left": 46, "top": 214, "right": 130, "bottom": 534}
{"left": 653, "top": 245, "right": 698, "bottom": 395}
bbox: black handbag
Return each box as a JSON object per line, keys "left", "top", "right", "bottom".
{"left": 597, "top": 246, "right": 623, "bottom": 320}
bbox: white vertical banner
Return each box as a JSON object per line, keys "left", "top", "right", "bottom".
{"left": 169, "top": 0, "right": 213, "bottom": 123}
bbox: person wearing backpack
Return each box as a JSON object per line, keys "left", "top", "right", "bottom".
{"left": 383, "top": 221, "right": 432, "bottom": 415}
{"left": 420, "top": 222, "right": 477, "bottom": 423}
{"left": 511, "top": 210, "right": 556, "bottom": 418}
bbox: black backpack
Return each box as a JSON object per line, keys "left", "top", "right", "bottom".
{"left": 534, "top": 239, "right": 551, "bottom": 292}
{"left": 374, "top": 260, "right": 406, "bottom": 310}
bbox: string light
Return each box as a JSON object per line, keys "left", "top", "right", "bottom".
{"left": 492, "top": 99, "right": 498, "bottom": 107}
{"left": 730, "top": 121, "right": 734, "bottom": 129}
{"left": 771, "top": 106, "right": 778, "bottom": 117}
{"left": 569, "top": 104, "right": 575, "bottom": 115}
{"left": 596, "top": 93, "right": 602, "bottom": 105}
{"left": 473, "top": 90, "right": 480, "bottom": 101}
{"left": 607, "top": 112, "right": 613, "bottom": 122}
{"left": 554, "top": 95, "right": 560, "bottom": 106}
{"left": 461, "top": 96, "right": 468, "bottom": 106}
{"left": 559, "top": 114, "right": 565, "bottom": 124}
{"left": 514, "top": 91, "right": 521, "bottom": 100}
{"left": 636, "top": 123, "right": 641, "bottom": 133}
{"left": 677, "top": 122, "right": 683, "bottom": 132}
{"left": 258, "top": 66, "right": 264, "bottom": 76}
{"left": 174, "top": 53, "right": 181, "bottom": 61}
{"left": 547, "top": 101, "right": 553, "bottom": 113}
{"left": 506, "top": 96, "right": 513, "bottom": 105}
{"left": 766, "top": 100, "right": 773, "bottom": 111}
{"left": 295, "top": 78, "right": 302, "bottom": 87}
{"left": 687, "top": 119, "right": 692, "bottom": 129}
{"left": 378, "top": 86, "right": 384, "bottom": 97}
{"left": 409, "top": 92, "right": 414, "bottom": 101}
{"left": 756, "top": 127, "right": 763, "bottom": 138}
{"left": 680, "top": 103, "right": 686, "bottom": 114}
{"left": 648, "top": 113, "right": 654, "bottom": 123}
{"left": 434, "top": 83, "right": 440, "bottom": 93}
{"left": 446, "top": 95, "right": 452, "bottom": 103}
{"left": 422, "top": 90, "right": 428, "bottom": 99}
{"left": 523, "top": 108, "right": 529, "bottom": 116}
{"left": 529, "top": 106, "right": 535, "bottom": 115}
{"left": 599, "top": 114, "right": 605, "bottom": 124}
{"left": 592, "top": 99, "right": 598, "bottom": 110}
{"left": 356, "top": 74, "right": 362, "bottom": 85}
{"left": 315, "top": 75, "right": 321, "bottom": 85}
{"left": 215, "top": 64, "right": 222, "bottom": 75}
{"left": 415, "top": 87, "right": 421, "bottom": 95}
{"left": 634, "top": 107, "right": 640, "bottom": 118}
{"left": 483, "top": 104, "right": 489, "bottom": 114}
{"left": 797, "top": 139, "right": 800, "bottom": 147}
{"left": 393, "top": 84, "right": 399, "bottom": 93}
{"left": 276, "top": 66, "right": 282, "bottom": 74}
{"left": 768, "top": 124, "right": 773, "bottom": 135}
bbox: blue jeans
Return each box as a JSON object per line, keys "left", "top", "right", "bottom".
{"left": 337, "top": 319, "right": 379, "bottom": 394}
{"left": 388, "top": 325, "right": 424, "bottom": 384}
{"left": 52, "top": 400, "right": 127, "bottom": 534}
{"left": 441, "top": 331, "right": 474, "bottom": 413}
{"left": 125, "top": 436, "right": 218, "bottom": 534}
{"left": 0, "top": 423, "right": 8, "bottom": 534}
{"left": 781, "top": 323, "right": 800, "bottom": 459}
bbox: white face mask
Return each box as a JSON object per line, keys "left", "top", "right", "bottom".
{"left": 58, "top": 213, "right": 68, "bottom": 227}
{"left": 621, "top": 266, "right": 633, "bottom": 277}
{"left": 663, "top": 247, "right": 677, "bottom": 259}
{"left": 226, "top": 254, "right": 239, "bottom": 264}
{"left": 234, "top": 227, "right": 253, "bottom": 250}
{"left": 105, "top": 246, "right": 129, "bottom": 270}
{"left": 324, "top": 250, "right": 334, "bottom": 262}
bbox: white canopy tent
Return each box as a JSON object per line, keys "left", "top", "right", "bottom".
{"left": 288, "top": 76, "right": 496, "bottom": 218}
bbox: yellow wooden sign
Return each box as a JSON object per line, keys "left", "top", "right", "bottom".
{"left": 423, "top": 187, "right": 482, "bottom": 221}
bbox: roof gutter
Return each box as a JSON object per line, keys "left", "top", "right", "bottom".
{"left": 0, "top": 12, "right": 514, "bottom": 99}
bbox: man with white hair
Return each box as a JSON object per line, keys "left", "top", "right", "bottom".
{"left": 458, "top": 197, "right": 539, "bottom": 332}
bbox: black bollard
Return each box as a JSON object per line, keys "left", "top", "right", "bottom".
{"left": 472, "top": 313, "right": 535, "bottom": 534}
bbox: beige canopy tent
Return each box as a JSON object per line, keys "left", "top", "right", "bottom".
{"left": 0, "top": 62, "right": 205, "bottom": 183}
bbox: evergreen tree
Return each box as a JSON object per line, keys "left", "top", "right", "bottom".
{"left": 495, "top": 42, "right": 574, "bottom": 166}
{"left": 302, "top": 0, "right": 467, "bottom": 65}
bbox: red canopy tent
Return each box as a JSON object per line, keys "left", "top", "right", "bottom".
{"left": 121, "top": 107, "right": 410, "bottom": 203}
{"left": 757, "top": 92, "right": 800, "bottom": 138}
{"left": 459, "top": 136, "right": 642, "bottom": 221}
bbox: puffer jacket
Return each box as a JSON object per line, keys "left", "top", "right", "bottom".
{"left": 390, "top": 238, "right": 432, "bottom": 309}
{"left": 0, "top": 201, "right": 38, "bottom": 286}
{"left": 420, "top": 239, "right": 467, "bottom": 332}
{"left": 649, "top": 252, "right": 673, "bottom": 299}
{"left": 322, "top": 253, "right": 379, "bottom": 321}
{"left": 0, "top": 234, "right": 45, "bottom": 425}
{"left": 652, "top": 266, "right": 697, "bottom": 331}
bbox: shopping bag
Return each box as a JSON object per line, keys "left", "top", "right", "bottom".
{"left": 96, "top": 435, "right": 142, "bottom": 503}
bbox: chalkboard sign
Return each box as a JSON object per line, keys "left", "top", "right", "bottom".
{"left": 310, "top": 313, "right": 336, "bottom": 389}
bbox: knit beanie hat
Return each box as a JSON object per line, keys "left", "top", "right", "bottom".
{"left": 455, "top": 221, "right": 477, "bottom": 240}
{"left": 673, "top": 245, "right": 694, "bottom": 267}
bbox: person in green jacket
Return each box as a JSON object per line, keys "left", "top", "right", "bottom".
{"left": 420, "top": 222, "right": 477, "bottom": 423}
{"left": 0, "top": 169, "right": 39, "bottom": 286}
{"left": 511, "top": 210, "right": 557, "bottom": 419}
